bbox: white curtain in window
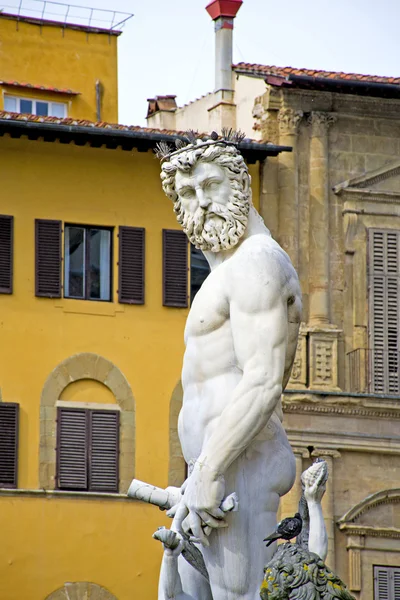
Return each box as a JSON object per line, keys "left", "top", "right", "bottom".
{"left": 99, "top": 230, "right": 110, "bottom": 300}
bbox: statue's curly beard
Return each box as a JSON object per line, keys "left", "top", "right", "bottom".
{"left": 174, "top": 187, "right": 250, "bottom": 252}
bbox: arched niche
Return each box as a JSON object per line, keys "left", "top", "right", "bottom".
{"left": 168, "top": 380, "right": 186, "bottom": 487}
{"left": 40, "top": 352, "right": 135, "bottom": 493}
{"left": 45, "top": 581, "right": 117, "bottom": 599}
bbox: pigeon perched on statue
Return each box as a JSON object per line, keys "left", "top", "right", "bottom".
{"left": 263, "top": 513, "right": 303, "bottom": 547}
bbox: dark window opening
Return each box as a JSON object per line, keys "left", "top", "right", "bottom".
{"left": 190, "top": 244, "right": 210, "bottom": 304}
{"left": 64, "top": 225, "right": 112, "bottom": 302}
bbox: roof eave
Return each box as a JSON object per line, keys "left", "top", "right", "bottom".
{"left": 0, "top": 118, "right": 292, "bottom": 162}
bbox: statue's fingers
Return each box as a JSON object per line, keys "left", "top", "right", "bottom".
{"left": 188, "top": 513, "right": 209, "bottom": 547}
{"left": 173, "top": 504, "right": 189, "bottom": 533}
{"left": 208, "top": 507, "right": 226, "bottom": 519}
{"left": 198, "top": 510, "right": 228, "bottom": 529}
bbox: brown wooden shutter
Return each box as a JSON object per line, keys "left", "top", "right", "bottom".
{"left": 163, "top": 229, "right": 188, "bottom": 307}
{"left": 57, "top": 408, "right": 88, "bottom": 490}
{"left": 118, "top": 226, "right": 145, "bottom": 304}
{"left": 369, "top": 230, "right": 400, "bottom": 394}
{"left": 0, "top": 403, "right": 19, "bottom": 488}
{"left": 35, "top": 219, "right": 62, "bottom": 298}
{"left": 89, "top": 410, "right": 119, "bottom": 493}
{"left": 0, "top": 215, "right": 13, "bottom": 294}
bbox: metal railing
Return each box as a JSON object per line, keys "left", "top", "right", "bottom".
{"left": 347, "top": 348, "right": 400, "bottom": 395}
{"left": 1, "top": 0, "right": 133, "bottom": 31}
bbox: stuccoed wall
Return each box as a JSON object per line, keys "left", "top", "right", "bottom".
{"left": 0, "top": 15, "right": 119, "bottom": 122}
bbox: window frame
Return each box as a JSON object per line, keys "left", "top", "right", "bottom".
{"left": 63, "top": 223, "right": 114, "bottom": 303}
{"left": 4, "top": 94, "right": 67, "bottom": 118}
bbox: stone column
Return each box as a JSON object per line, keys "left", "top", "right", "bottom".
{"left": 277, "top": 108, "right": 303, "bottom": 270}
{"left": 279, "top": 447, "right": 308, "bottom": 520}
{"left": 312, "top": 449, "right": 341, "bottom": 570}
{"left": 308, "top": 112, "right": 336, "bottom": 325}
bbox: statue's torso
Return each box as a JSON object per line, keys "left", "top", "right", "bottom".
{"left": 179, "top": 233, "right": 301, "bottom": 476}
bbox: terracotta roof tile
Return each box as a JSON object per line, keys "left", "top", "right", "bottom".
{"left": 233, "top": 63, "right": 400, "bottom": 85}
{"left": 0, "top": 110, "right": 186, "bottom": 135}
{"left": 0, "top": 80, "right": 80, "bottom": 95}
{"left": 0, "top": 110, "right": 284, "bottom": 151}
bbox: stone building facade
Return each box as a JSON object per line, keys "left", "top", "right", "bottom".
{"left": 251, "top": 67, "right": 400, "bottom": 599}
{"left": 149, "top": 34, "right": 400, "bottom": 596}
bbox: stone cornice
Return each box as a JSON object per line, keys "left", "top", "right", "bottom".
{"left": 283, "top": 391, "right": 400, "bottom": 420}
{"left": 287, "top": 430, "right": 400, "bottom": 455}
{"left": 279, "top": 88, "right": 400, "bottom": 118}
{"left": 338, "top": 524, "right": 400, "bottom": 539}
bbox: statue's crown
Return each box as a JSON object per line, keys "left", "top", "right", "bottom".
{"left": 156, "top": 129, "right": 246, "bottom": 163}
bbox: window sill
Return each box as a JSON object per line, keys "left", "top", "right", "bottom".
{"left": 54, "top": 298, "right": 125, "bottom": 317}
{"left": 0, "top": 488, "right": 137, "bottom": 501}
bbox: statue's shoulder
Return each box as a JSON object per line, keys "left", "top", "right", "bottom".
{"left": 232, "top": 234, "right": 295, "bottom": 276}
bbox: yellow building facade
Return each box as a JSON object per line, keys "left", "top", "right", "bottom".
{"left": 0, "top": 12, "right": 119, "bottom": 122}
{"left": 0, "top": 10, "right": 286, "bottom": 599}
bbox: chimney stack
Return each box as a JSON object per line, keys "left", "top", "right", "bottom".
{"left": 206, "top": 0, "right": 243, "bottom": 92}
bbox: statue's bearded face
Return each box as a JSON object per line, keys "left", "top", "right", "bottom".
{"left": 174, "top": 161, "right": 250, "bottom": 252}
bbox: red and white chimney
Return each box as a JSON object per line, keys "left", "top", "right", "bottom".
{"left": 206, "top": 0, "right": 243, "bottom": 93}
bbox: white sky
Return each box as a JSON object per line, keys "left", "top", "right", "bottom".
{"left": 17, "top": 0, "right": 400, "bottom": 126}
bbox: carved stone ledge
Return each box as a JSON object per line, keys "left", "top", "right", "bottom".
{"left": 282, "top": 392, "right": 400, "bottom": 420}
{"left": 339, "top": 524, "right": 400, "bottom": 539}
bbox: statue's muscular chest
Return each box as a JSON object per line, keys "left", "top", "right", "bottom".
{"left": 184, "top": 267, "right": 230, "bottom": 340}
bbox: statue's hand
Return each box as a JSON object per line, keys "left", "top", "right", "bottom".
{"left": 174, "top": 462, "right": 227, "bottom": 546}
{"left": 303, "top": 463, "right": 327, "bottom": 504}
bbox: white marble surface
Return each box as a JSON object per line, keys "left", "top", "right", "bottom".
{"left": 157, "top": 137, "right": 302, "bottom": 599}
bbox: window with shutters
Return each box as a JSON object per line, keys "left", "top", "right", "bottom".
{"left": 0, "top": 215, "right": 13, "bottom": 294}
{"left": 374, "top": 566, "right": 400, "bottom": 600}
{"left": 118, "top": 226, "right": 145, "bottom": 304}
{"left": 0, "top": 403, "right": 19, "bottom": 488}
{"left": 64, "top": 225, "right": 112, "bottom": 302}
{"left": 369, "top": 229, "right": 400, "bottom": 394}
{"left": 56, "top": 407, "right": 119, "bottom": 492}
{"left": 163, "top": 229, "right": 188, "bottom": 307}
{"left": 190, "top": 244, "right": 210, "bottom": 304}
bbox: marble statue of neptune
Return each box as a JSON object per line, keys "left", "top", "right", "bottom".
{"left": 158, "top": 133, "right": 302, "bottom": 600}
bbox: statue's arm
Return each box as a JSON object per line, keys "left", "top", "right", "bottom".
{"left": 197, "top": 257, "right": 288, "bottom": 475}
{"left": 175, "top": 253, "right": 293, "bottom": 544}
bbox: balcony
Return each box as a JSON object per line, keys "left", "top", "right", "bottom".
{"left": 348, "top": 348, "right": 400, "bottom": 395}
